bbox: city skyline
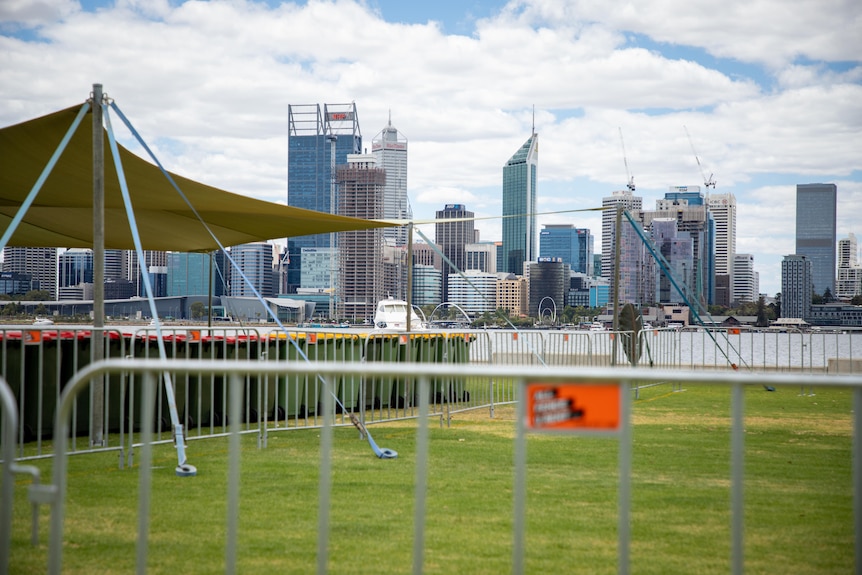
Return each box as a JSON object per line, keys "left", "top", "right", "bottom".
{"left": 0, "top": 0, "right": 859, "bottom": 298}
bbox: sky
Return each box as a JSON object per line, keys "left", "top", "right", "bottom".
{"left": 1, "top": 0, "right": 860, "bottom": 299}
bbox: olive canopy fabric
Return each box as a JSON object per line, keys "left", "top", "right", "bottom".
{"left": 0, "top": 104, "right": 394, "bottom": 251}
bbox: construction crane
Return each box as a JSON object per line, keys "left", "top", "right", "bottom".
{"left": 684, "top": 125, "right": 716, "bottom": 189}
{"left": 618, "top": 127, "right": 635, "bottom": 192}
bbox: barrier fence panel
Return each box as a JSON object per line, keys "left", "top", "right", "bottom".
{"left": 2, "top": 359, "right": 856, "bottom": 575}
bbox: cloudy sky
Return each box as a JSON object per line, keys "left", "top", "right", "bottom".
{"left": 1, "top": 0, "right": 860, "bottom": 298}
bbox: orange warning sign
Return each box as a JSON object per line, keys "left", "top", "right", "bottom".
{"left": 525, "top": 383, "right": 620, "bottom": 432}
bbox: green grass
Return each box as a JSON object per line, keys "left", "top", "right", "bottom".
{"left": 6, "top": 383, "right": 854, "bottom": 574}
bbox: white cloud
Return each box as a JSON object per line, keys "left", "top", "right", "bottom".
{"left": 0, "top": 0, "right": 859, "bottom": 300}
{"left": 0, "top": 0, "right": 78, "bottom": 27}
{"left": 524, "top": 0, "right": 862, "bottom": 68}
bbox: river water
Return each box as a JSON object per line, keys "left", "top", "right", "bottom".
{"left": 642, "top": 329, "right": 862, "bottom": 371}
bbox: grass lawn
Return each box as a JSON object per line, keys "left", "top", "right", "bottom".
{"left": 6, "top": 382, "right": 854, "bottom": 574}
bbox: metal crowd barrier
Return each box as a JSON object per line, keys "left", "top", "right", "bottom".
{"left": 2, "top": 360, "right": 859, "bottom": 575}
{"left": 2, "top": 326, "right": 860, "bottom": 463}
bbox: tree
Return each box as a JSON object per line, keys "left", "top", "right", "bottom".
{"left": 190, "top": 301, "right": 205, "bottom": 320}
{"left": 21, "top": 289, "right": 51, "bottom": 301}
{"left": 755, "top": 296, "right": 769, "bottom": 327}
{"left": 2, "top": 302, "right": 21, "bottom": 317}
{"left": 851, "top": 295, "right": 862, "bottom": 306}
{"left": 822, "top": 287, "right": 835, "bottom": 303}
{"left": 708, "top": 304, "right": 728, "bottom": 316}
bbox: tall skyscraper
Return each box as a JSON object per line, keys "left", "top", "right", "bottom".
{"left": 2, "top": 247, "right": 58, "bottom": 299}
{"left": 287, "top": 103, "right": 362, "bottom": 251}
{"left": 127, "top": 250, "right": 167, "bottom": 297}
{"left": 104, "top": 249, "right": 126, "bottom": 281}
{"left": 167, "top": 251, "right": 225, "bottom": 297}
{"left": 502, "top": 133, "right": 538, "bottom": 275}
{"left": 708, "top": 192, "right": 736, "bottom": 307}
{"left": 372, "top": 115, "right": 410, "bottom": 247}
{"left": 539, "top": 224, "right": 593, "bottom": 275}
{"left": 336, "top": 153, "right": 386, "bottom": 321}
{"left": 781, "top": 254, "right": 812, "bottom": 319}
{"left": 639, "top": 188, "right": 715, "bottom": 305}
{"left": 707, "top": 193, "right": 737, "bottom": 276}
{"left": 651, "top": 218, "right": 693, "bottom": 304}
{"left": 732, "top": 253, "right": 758, "bottom": 305}
{"left": 795, "top": 183, "right": 837, "bottom": 296}
{"left": 229, "top": 242, "right": 276, "bottom": 298}
{"left": 436, "top": 204, "right": 475, "bottom": 303}
{"left": 602, "top": 190, "right": 643, "bottom": 304}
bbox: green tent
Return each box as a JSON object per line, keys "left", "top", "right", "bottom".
{"left": 0, "top": 104, "right": 393, "bottom": 251}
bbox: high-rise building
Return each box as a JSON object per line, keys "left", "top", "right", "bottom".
{"left": 0, "top": 272, "right": 36, "bottom": 297}
{"left": 651, "top": 218, "right": 693, "bottom": 304}
{"left": 465, "top": 242, "right": 497, "bottom": 274}
{"left": 708, "top": 193, "right": 736, "bottom": 307}
{"left": 435, "top": 204, "right": 475, "bottom": 302}
{"left": 412, "top": 265, "right": 442, "bottom": 307}
{"left": 539, "top": 224, "right": 592, "bottom": 275}
{"left": 2, "top": 247, "right": 58, "bottom": 299}
{"left": 382, "top": 241, "right": 407, "bottom": 301}
{"left": 412, "top": 242, "right": 441, "bottom": 269}
{"left": 601, "top": 190, "right": 642, "bottom": 304}
{"left": 781, "top": 254, "right": 813, "bottom": 320}
{"left": 372, "top": 115, "right": 410, "bottom": 247}
{"left": 59, "top": 248, "right": 94, "bottom": 288}
{"left": 527, "top": 258, "right": 569, "bottom": 319}
{"left": 229, "top": 242, "right": 276, "bottom": 298}
{"left": 795, "top": 183, "right": 837, "bottom": 296}
{"left": 287, "top": 103, "right": 362, "bottom": 251}
{"left": 838, "top": 233, "right": 858, "bottom": 269}
{"left": 336, "top": 153, "right": 386, "bottom": 321}
{"left": 167, "top": 251, "right": 226, "bottom": 297}
{"left": 447, "top": 270, "right": 498, "bottom": 317}
{"left": 502, "top": 133, "right": 538, "bottom": 275}
{"left": 496, "top": 273, "right": 528, "bottom": 317}
{"left": 127, "top": 250, "right": 167, "bottom": 297}
{"left": 708, "top": 193, "right": 737, "bottom": 276}
{"left": 300, "top": 247, "right": 338, "bottom": 291}
{"left": 639, "top": 189, "right": 715, "bottom": 305}
{"left": 837, "top": 233, "right": 862, "bottom": 301}
{"left": 104, "top": 249, "right": 125, "bottom": 281}
{"left": 732, "top": 253, "right": 758, "bottom": 305}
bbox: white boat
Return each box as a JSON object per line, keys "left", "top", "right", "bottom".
{"left": 373, "top": 299, "right": 426, "bottom": 330}
{"left": 33, "top": 317, "right": 54, "bottom": 326}
{"left": 589, "top": 321, "right": 605, "bottom": 332}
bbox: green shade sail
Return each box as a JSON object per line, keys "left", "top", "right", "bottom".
{"left": 0, "top": 104, "right": 393, "bottom": 252}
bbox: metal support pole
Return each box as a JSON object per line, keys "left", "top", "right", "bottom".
{"left": 618, "top": 380, "right": 632, "bottom": 574}
{"left": 512, "top": 379, "right": 527, "bottom": 574}
{"left": 406, "top": 222, "right": 414, "bottom": 332}
{"left": 327, "top": 134, "right": 337, "bottom": 320}
{"left": 208, "top": 251, "right": 214, "bottom": 329}
{"left": 854, "top": 387, "right": 862, "bottom": 575}
{"left": 731, "top": 382, "right": 745, "bottom": 575}
{"left": 91, "top": 83, "right": 105, "bottom": 447}
{"left": 612, "top": 205, "right": 622, "bottom": 366}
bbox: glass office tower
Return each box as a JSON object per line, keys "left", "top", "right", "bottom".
{"left": 287, "top": 103, "right": 362, "bottom": 251}
{"left": 795, "top": 183, "right": 837, "bottom": 296}
{"left": 502, "top": 133, "right": 538, "bottom": 275}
